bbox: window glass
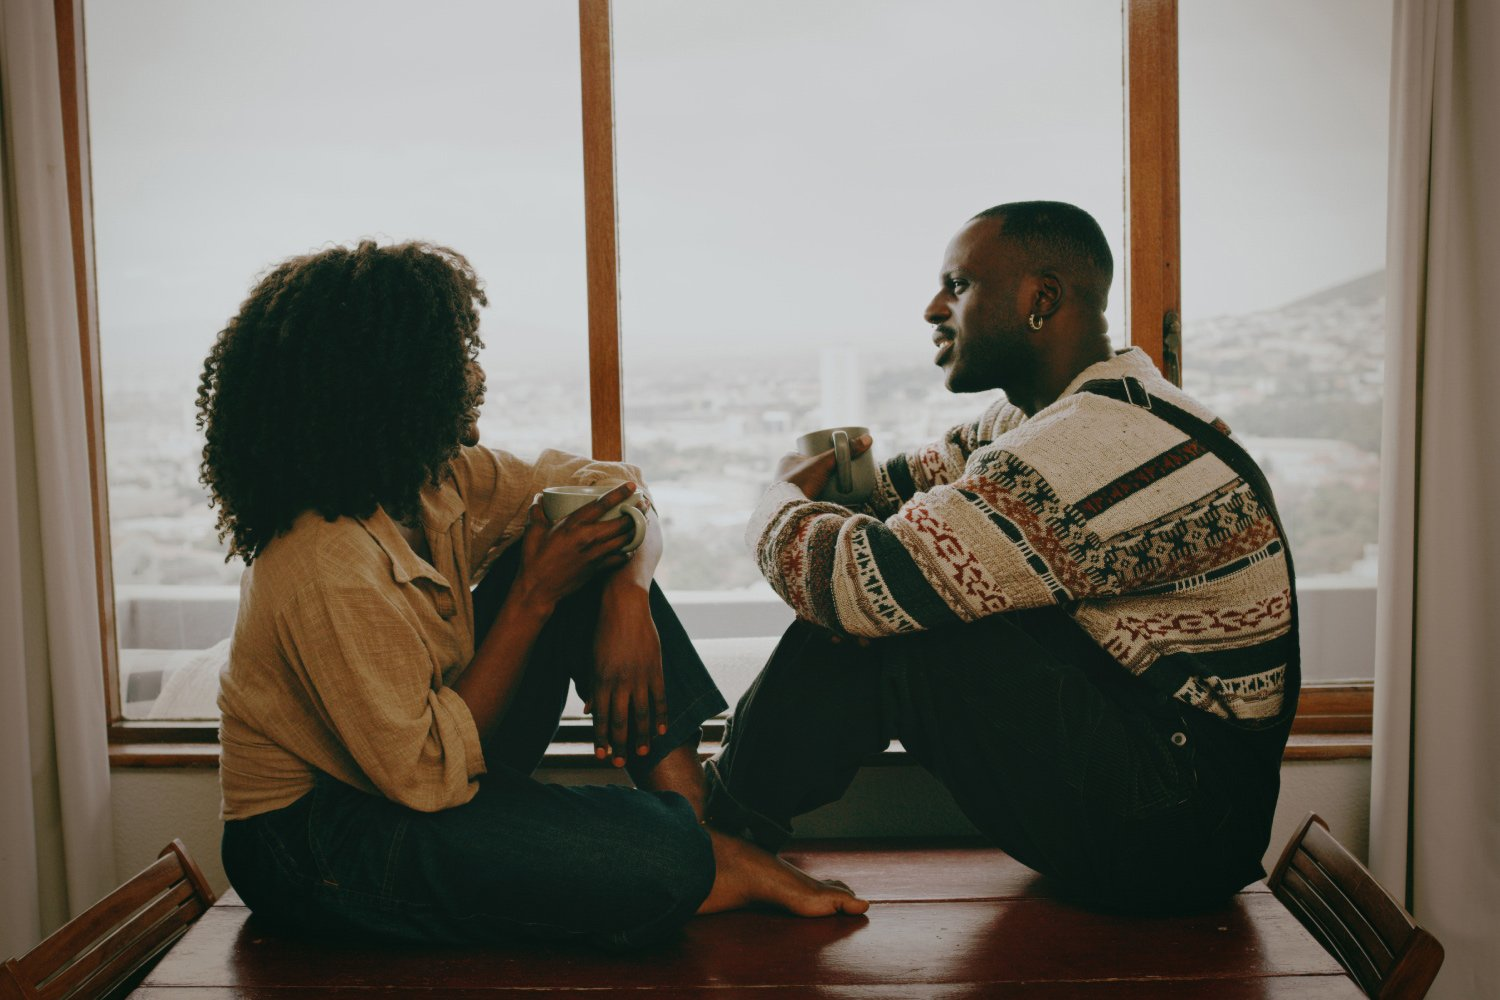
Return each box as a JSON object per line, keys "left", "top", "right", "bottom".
{"left": 611, "top": 0, "right": 1124, "bottom": 711}
{"left": 615, "top": 0, "right": 1126, "bottom": 602}
{"left": 1180, "top": 0, "right": 1392, "bottom": 680}
{"left": 86, "top": 0, "right": 589, "bottom": 718}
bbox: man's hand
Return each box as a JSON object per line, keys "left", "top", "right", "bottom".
{"left": 585, "top": 586, "right": 667, "bottom": 767}
{"left": 774, "top": 433, "right": 873, "bottom": 499}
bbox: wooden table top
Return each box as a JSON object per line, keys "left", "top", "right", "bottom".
{"left": 129, "top": 841, "right": 1364, "bottom": 998}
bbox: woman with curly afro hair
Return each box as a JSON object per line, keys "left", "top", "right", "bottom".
{"left": 204, "top": 240, "right": 866, "bottom": 951}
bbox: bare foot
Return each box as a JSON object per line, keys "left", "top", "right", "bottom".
{"left": 697, "top": 830, "right": 870, "bottom": 917}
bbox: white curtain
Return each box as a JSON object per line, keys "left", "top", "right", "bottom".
{"left": 1371, "top": 1, "right": 1500, "bottom": 997}
{"left": 0, "top": 0, "right": 118, "bottom": 958}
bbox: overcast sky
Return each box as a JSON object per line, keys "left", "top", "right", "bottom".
{"left": 85, "top": 0, "right": 1391, "bottom": 381}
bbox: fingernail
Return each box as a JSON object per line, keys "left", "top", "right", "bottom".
{"left": 637, "top": 745, "right": 649, "bottom": 755}
{"left": 595, "top": 747, "right": 607, "bottom": 759}
{"left": 613, "top": 756, "right": 626, "bottom": 767}
{"left": 658, "top": 724, "right": 668, "bottom": 735}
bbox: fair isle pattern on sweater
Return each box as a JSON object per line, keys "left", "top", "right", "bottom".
{"left": 747, "top": 349, "right": 1293, "bottom": 726}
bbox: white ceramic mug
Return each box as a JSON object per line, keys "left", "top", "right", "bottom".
{"left": 795, "top": 425, "right": 875, "bottom": 506}
{"left": 539, "top": 484, "right": 648, "bottom": 553}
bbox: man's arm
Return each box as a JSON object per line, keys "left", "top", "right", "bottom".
{"left": 862, "top": 397, "right": 1026, "bottom": 518}
{"left": 750, "top": 441, "right": 1096, "bottom": 638}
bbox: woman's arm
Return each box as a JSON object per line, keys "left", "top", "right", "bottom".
{"left": 588, "top": 509, "right": 666, "bottom": 766}
{"left": 454, "top": 483, "right": 641, "bottom": 735}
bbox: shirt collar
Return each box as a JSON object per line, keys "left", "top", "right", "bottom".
{"left": 358, "top": 473, "right": 465, "bottom": 587}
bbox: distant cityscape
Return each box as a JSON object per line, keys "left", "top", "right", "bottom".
{"left": 103, "top": 271, "right": 1384, "bottom": 606}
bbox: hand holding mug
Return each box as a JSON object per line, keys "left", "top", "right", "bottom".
{"left": 514, "top": 482, "right": 644, "bottom": 610}
{"left": 539, "top": 483, "right": 649, "bottom": 552}
{"left": 780, "top": 427, "right": 875, "bottom": 505}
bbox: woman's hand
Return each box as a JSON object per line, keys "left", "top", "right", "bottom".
{"left": 511, "top": 482, "right": 638, "bottom": 613}
{"left": 585, "top": 587, "right": 668, "bottom": 767}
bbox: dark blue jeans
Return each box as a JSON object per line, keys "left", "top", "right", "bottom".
{"left": 222, "top": 546, "right": 727, "bottom": 950}
{"left": 705, "top": 608, "right": 1276, "bottom": 911}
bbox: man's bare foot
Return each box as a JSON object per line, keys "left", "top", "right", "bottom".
{"left": 697, "top": 829, "right": 870, "bottom": 917}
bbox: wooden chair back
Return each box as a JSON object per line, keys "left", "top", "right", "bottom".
{"left": 1, "top": 840, "right": 216, "bottom": 1000}
{"left": 1268, "top": 812, "right": 1444, "bottom": 999}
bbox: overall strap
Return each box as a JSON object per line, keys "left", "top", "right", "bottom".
{"left": 1078, "top": 375, "right": 1302, "bottom": 719}
{"left": 1078, "top": 376, "right": 1296, "bottom": 579}
{"left": 1080, "top": 374, "right": 1302, "bottom": 758}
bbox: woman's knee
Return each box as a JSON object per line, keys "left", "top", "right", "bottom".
{"left": 529, "top": 800, "right": 713, "bottom": 950}
{"left": 427, "top": 780, "right": 715, "bottom": 945}
{"left": 590, "top": 796, "right": 715, "bottom": 948}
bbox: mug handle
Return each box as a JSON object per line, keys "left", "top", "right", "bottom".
{"left": 619, "top": 503, "right": 647, "bottom": 553}
{"left": 831, "top": 429, "right": 853, "bottom": 495}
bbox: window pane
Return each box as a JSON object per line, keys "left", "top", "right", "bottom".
{"left": 615, "top": 0, "right": 1125, "bottom": 615}
{"left": 86, "top": 0, "right": 589, "bottom": 719}
{"left": 1180, "top": 0, "right": 1391, "bottom": 680}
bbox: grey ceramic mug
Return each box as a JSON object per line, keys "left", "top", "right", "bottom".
{"left": 539, "top": 484, "right": 648, "bottom": 552}
{"left": 795, "top": 425, "right": 875, "bottom": 506}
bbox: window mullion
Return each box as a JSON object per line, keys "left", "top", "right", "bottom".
{"left": 578, "top": 0, "right": 625, "bottom": 461}
{"left": 1124, "top": 0, "right": 1182, "bottom": 384}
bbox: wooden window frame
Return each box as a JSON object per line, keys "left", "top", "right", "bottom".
{"left": 53, "top": 0, "right": 1371, "bottom": 763}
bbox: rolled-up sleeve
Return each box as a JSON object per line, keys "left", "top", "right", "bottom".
{"left": 450, "top": 445, "right": 647, "bottom": 571}
{"left": 278, "top": 581, "right": 485, "bottom": 812}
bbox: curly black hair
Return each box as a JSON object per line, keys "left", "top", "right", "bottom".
{"left": 196, "top": 240, "right": 488, "bottom": 563}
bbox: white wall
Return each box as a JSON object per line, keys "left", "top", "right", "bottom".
{"left": 112, "top": 757, "right": 1370, "bottom": 898}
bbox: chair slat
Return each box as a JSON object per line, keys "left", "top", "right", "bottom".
{"left": 47, "top": 915, "right": 189, "bottom": 1000}
{"left": 158, "top": 841, "right": 217, "bottom": 910}
{"left": 1268, "top": 813, "right": 1318, "bottom": 889}
{"left": 1288, "top": 848, "right": 1394, "bottom": 969}
{"left": 1, "top": 962, "right": 34, "bottom": 1000}
{"left": 1280, "top": 865, "right": 1383, "bottom": 995}
{"left": 1300, "top": 819, "right": 1415, "bottom": 948}
{"left": 3, "top": 841, "right": 213, "bottom": 1000}
{"left": 1381, "top": 928, "right": 1446, "bottom": 1000}
{"left": 1268, "top": 814, "right": 1445, "bottom": 999}
{"left": 17, "top": 857, "right": 182, "bottom": 981}
{"left": 37, "top": 882, "right": 196, "bottom": 1000}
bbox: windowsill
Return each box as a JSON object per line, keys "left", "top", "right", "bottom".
{"left": 108, "top": 734, "right": 1373, "bottom": 769}
{"left": 109, "top": 680, "right": 1374, "bottom": 769}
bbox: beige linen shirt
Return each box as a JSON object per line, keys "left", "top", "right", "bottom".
{"left": 218, "top": 446, "right": 643, "bottom": 821}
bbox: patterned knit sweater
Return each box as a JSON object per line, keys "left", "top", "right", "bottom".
{"left": 747, "top": 348, "right": 1296, "bottom": 727}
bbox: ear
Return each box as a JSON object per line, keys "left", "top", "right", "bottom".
{"left": 1032, "top": 270, "right": 1063, "bottom": 319}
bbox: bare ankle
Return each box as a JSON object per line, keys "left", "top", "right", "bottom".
{"left": 640, "top": 745, "right": 708, "bottom": 820}
{"left": 697, "top": 830, "right": 869, "bottom": 918}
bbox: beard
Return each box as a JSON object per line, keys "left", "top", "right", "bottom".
{"left": 946, "top": 320, "right": 1037, "bottom": 397}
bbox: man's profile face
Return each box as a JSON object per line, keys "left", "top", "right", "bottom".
{"left": 924, "top": 216, "right": 1037, "bottom": 396}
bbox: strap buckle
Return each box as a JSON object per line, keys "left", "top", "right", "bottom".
{"left": 1121, "top": 376, "right": 1152, "bottom": 410}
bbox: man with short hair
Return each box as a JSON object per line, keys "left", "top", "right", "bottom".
{"left": 706, "top": 201, "right": 1300, "bottom": 910}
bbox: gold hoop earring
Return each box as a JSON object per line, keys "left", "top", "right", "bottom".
{"left": 1028, "top": 313, "right": 1044, "bottom": 331}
